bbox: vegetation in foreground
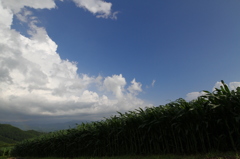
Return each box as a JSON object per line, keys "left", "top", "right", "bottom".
{"left": 0, "top": 124, "right": 45, "bottom": 146}
{"left": 0, "top": 122, "right": 45, "bottom": 157}
{"left": 11, "top": 80, "right": 240, "bottom": 158}
{"left": 3, "top": 151, "right": 240, "bottom": 159}
{"left": 0, "top": 147, "right": 12, "bottom": 157}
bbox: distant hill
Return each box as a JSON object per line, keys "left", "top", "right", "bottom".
{"left": 0, "top": 124, "right": 44, "bottom": 146}
{"left": 4, "top": 120, "right": 90, "bottom": 132}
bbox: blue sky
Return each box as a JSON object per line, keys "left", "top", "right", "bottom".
{"left": 1, "top": 0, "right": 240, "bottom": 123}
{"left": 36, "top": 0, "right": 240, "bottom": 104}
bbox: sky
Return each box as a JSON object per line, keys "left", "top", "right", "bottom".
{"left": 1, "top": 0, "right": 240, "bottom": 124}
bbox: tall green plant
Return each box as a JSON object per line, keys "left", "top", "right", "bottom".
{"left": 11, "top": 80, "right": 240, "bottom": 157}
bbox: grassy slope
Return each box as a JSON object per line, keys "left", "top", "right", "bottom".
{"left": 0, "top": 136, "right": 16, "bottom": 147}
{"left": 0, "top": 124, "right": 44, "bottom": 146}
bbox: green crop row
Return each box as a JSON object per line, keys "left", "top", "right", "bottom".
{"left": 11, "top": 80, "right": 240, "bottom": 158}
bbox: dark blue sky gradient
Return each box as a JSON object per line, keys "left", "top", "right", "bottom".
{"left": 13, "top": 0, "right": 240, "bottom": 105}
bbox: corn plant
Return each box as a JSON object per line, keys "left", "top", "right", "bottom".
{"left": 11, "top": 80, "right": 240, "bottom": 157}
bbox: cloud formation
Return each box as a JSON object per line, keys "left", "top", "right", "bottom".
{"left": 128, "top": 79, "right": 142, "bottom": 95}
{"left": 151, "top": 80, "right": 156, "bottom": 87}
{"left": 0, "top": 0, "right": 144, "bottom": 122}
{"left": 103, "top": 74, "right": 126, "bottom": 99}
{"left": 185, "top": 81, "right": 240, "bottom": 101}
{"left": 185, "top": 91, "right": 206, "bottom": 101}
{"left": 72, "top": 0, "right": 117, "bottom": 19}
{"left": 1, "top": 0, "right": 56, "bottom": 13}
{"left": 146, "top": 80, "right": 156, "bottom": 89}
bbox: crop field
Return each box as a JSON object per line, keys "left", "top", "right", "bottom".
{"left": 10, "top": 81, "right": 240, "bottom": 158}
{"left": 0, "top": 146, "right": 13, "bottom": 157}
{"left": 2, "top": 151, "right": 240, "bottom": 159}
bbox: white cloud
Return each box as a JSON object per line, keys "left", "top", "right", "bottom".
{"left": 72, "top": 0, "right": 118, "bottom": 19}
{"left": 212, "top": 81, "right": 240, "bottom": 92}
{"left": 1, "top": 0, "right": 56, "bottom": 13}
{"left": 186, "top": 81, "right": 240, "bottom": 101}
{"left": 103, "top": 74, "right": 126, "bottom": 99}
{"left": 185, "top": 91, "right": 206, "bottom": 101}
{"left": 0, "top": 1, "right": 13, "bottom": 29}
{"left": 229, "top": 82, "right": 240, "bottom": 90}
{"left": 146, "top": 79, "right": 156, "bottom": 88}
{"left": 212, "top": 82, "right": 240, "bottom": 91}
{"left": 0, "top": 0, "right": 145, "bottom": 122}
{"left": 212, "top": 81, "right": 224, "bottom": 91}
{"left": 128, "top": 79, "right": 142, "bottom": 95}
{"left": 151, "top": 80, "right": 156, "bottom": 87}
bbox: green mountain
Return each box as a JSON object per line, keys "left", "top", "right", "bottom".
{"left": 0, "top": 124, "right": 44, "bottom": 146}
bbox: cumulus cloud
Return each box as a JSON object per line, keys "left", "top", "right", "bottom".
{"left": 186, "top": 81, "right": 240, "bottom": 101}
{"left": 212, "top": 81, "right": 224, "bottom": 91}
{"left": 185, "top": 91, "right": 206, "bottom": 101}
{"left": 72, "top": 0, "right": 118, "bottom": 19}
{"left": 0, "top": 0, "right": 144, "bottom": 122}
{"left": 103, "top": 74, "right": 126, "bottom": 99}
{"left": 1, "top": 0, "right": 56, "bottom": 13}
{"left": 128, "top": 79, "right": 142, "bottom": 95}
{"left": 229, "top": 82, "right": 240, "bottom": 90}
{"left": 212, "top": 81, "right": 240, "bottom": 92}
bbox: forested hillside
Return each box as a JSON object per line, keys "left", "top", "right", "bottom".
{"left": 0, "top": 124, "right": 44, "bottom": 146}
